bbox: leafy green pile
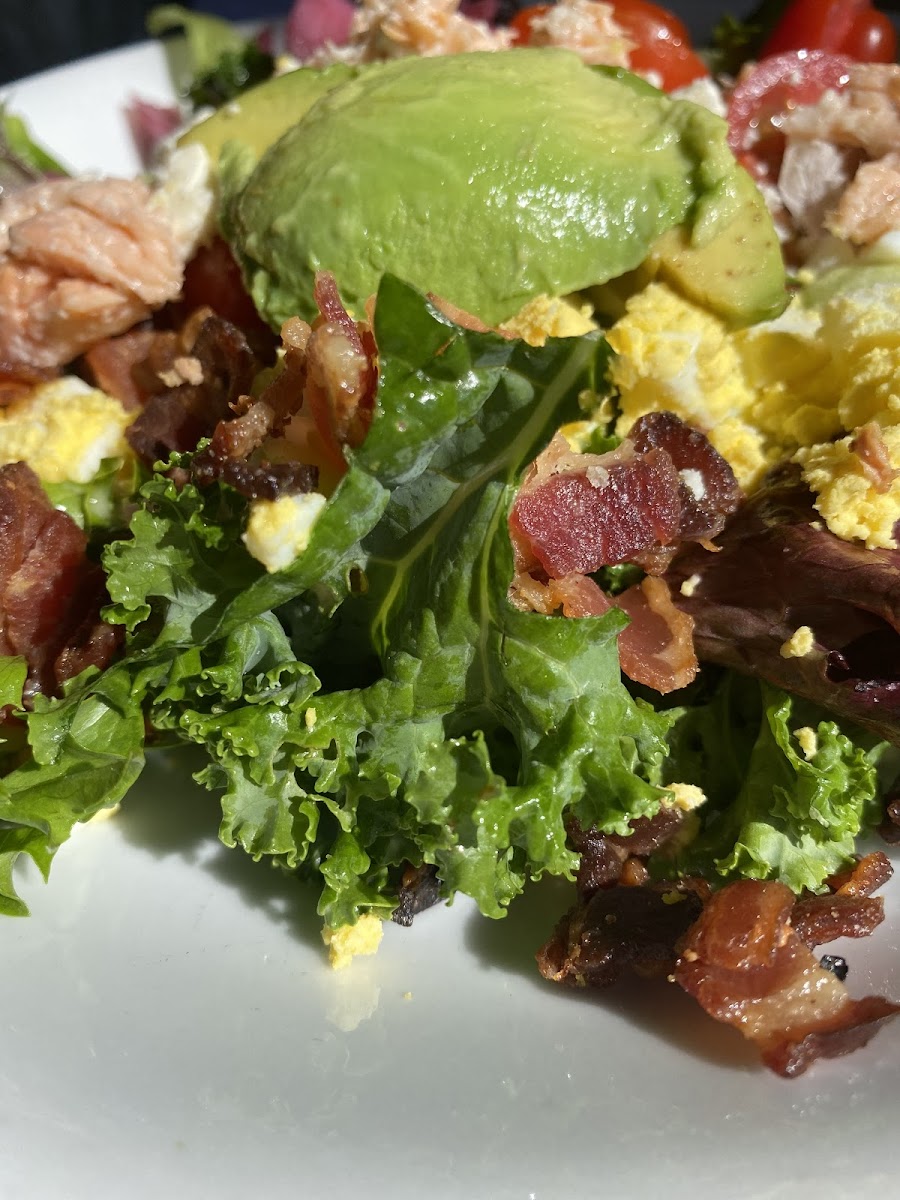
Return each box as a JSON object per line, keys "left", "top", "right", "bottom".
{"left": 0, "top": 280, "right": 886, "bottom": 926}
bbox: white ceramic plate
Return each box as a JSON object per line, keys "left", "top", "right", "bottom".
{"left": 2, "top": 40, "right": 900, "bottom": 1200}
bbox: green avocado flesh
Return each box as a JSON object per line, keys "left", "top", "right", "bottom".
{"left": 179, "top": 62, "right": 359, "bottom": 162}
{"left": 221, "top": 49, "right": 786, "bottom": 328}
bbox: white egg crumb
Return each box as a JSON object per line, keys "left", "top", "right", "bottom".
{"left": 663, "top": 782, "right": 707, "bottom": 812}
{"left": 322, "top": 913, "right": 384, "bottom": 971}
{"left": 794, "top": 727, "right": 819, "bottom": 760}
{"left": 680, "top": 573, "right": 701, "bottom": 597}
{"left": 0, "top": 376, "right": 132, "bottom": 483}
{"left": 151, "top": 142, "right": 217, "bottom": 260}
{"left": 243, "top": 491, "right": 328, "bottom": 572}
{"left": 780, "top": 626, "right": 815, "bottom": 659}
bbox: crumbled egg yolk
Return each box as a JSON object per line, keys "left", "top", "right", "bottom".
{"left": 322, "top": 913, "right": 384, "bottom": 970}
{"left": 794, "top": 727, "right": 819, "bottom": 761}
{"left": 795, "top": 425, "right": 900, "bottom": 549}
{"left": 663, "top": 782, "right": 707, "bottom": 812}
{"left": 607, "top": 283, "right": 770, "bottom": 490}
{"left": 780, "top": 626, "right": 815, "bottom": 659}
{"left": 242, "top": 491, "right": 328, "bottom": 573}
{"left": 0, "top": 377, "right": 132, "bottom": 483}
{"left": 500, "top": 293, "right": 597, "bottom": 346}
{"left": 605, "top": 277, "right": 900, "bottom": 551}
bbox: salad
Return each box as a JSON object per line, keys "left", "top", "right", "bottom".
{"left": 2, "top": 0, "right": 900, "bottom": 1079}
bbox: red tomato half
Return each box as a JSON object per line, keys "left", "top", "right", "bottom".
{"left": 727, "top": 49, "right": 854, "bottom": 179}
{"left": 508, "top": 4, "right": 550, "bottom": 44}
{"left": 760, "top": 0, "right": 897, "bottom": 63}
{"left": 510, "top": 0, "right": 708, "bottom": 91}
{"left": 610, "top": 0, "right": 709, "bottom": 90}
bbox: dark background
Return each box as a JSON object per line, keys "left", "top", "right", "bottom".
{"left": 0, "top": 0, "right": 760, "bottom": 86}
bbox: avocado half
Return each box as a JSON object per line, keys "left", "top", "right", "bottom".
{"left": 189, "top": 49, "right": 787, "bottom": 329}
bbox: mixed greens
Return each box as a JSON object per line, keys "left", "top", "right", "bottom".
{"left": 1, "top": 275, "right": 888, "bottom": 928}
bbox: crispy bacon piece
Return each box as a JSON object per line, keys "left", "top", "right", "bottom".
{"left": 126, "top": 314, "right": 258, "bottom": 467}
{"left": 0, "top": 462, "right": 121, "bottom": 702}
{"left": 308, "top": 272, "right": 378, "bottom": 449}
{"left": 392, "top": 863, "right": 443, "bottom": 927}
{"left": 852, "top": 421, "right": 898, "bottom": 494}
{"left": 792, "top": 852, "right": 894, "bottom": 947}
{"left": 675, "top": 880, "right": 899, "bottom": 1077}
{"left": 82, "top": 328, "right": 158, "bottom": 411}
{"left": 509, "top": 412, "right": 739, "bottom": 579}
{"left": 537, "top": 884, "right": 704, "bottom": 989}
{"left": 510, "top": 567, "right": 697, "bottom": 693}
{"left": 615, "top": 575, "right": 698, "bottom": 692}
{"left": 630, "top": 411, "right": 741, "bottom": 543}
{"left": 567, "top": 809, "right": 688, "bottom": 895}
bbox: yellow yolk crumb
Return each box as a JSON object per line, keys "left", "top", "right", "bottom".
{"left": 795, "top": 424, "right": 900, "bottom": 549}
{"left": 780, "top": 626, "right": 815, "bottom": 658}
{"left": 794, "top": 727, "right": 819, "bottom": 760}
{"left": 663, "top": 782, "right": 707, "bottom": 812}
{"left": 0, "top": 377, "right": 131, "bottom": 484}
{"left": 500, "top": 293, "right": 597, "bottom": 346}
{"left": 322, "top": 913, "right": 384, "bottom": 971}
{"left": 243, "top": 491, "right": 328, "bottom": 572}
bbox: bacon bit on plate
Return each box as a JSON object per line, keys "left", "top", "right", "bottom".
{"left": 675, "top": 879, "right": 900, "bottom": 1077}
{"left": 0, "top": 461, "right": 121, "bottom": 703}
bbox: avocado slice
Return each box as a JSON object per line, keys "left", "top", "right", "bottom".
{"left": 648, "top": 168, "right": 788, "bottom": 327}
{"left": 218, "top": 49, "right": 787, "bottom": 329}
{"left": 178, "top": 61, "right": 359, "bottom": 163}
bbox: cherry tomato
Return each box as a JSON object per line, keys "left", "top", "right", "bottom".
{"left": 841, "top": 9, "right": 897, "bottom": 62}
{"left": 510, "top": 0, "right": 708, "bottom": 91}
{"left": 610, "top": 0, "right": 709, "bottom": 90}
{"left": 760, "top": 0, "right": 897, "bottom": 63}
{"left": 182, "top": 237, "right": 268, "bottom": 335}
{"left": 727, "top": 49, "right": 854, "bottom": 180}
{"left": 508, "top": 4, "right": 550, "bottom": 45}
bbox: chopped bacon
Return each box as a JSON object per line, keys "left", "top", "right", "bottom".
{"left": 675, "top": 879, "right": 899, "bottom": 1077}
{"left": 567, "top": 809, "right": 688, "bottom": 895}
{"left": 510, "top": 568, "right": 696, "bottom": 694}
{"left": 851, "top": 421, "right": 898, "bottom": 494}
{"left": 630, "top": 411, "right": 741, "bottom": 543}
{"left": 615, "top": 575, "right": 698, "bottom": 693}
{"left": 392, "top": 863, "right": 443, "bottom": 927}
{"left": 509, "top": 412, "right": 740, "bottom": 580}
{"left": 308, "top": 272, "right": 378, "bottom": 449}
{"left": 537, "top": 884, "right": 703, "bottom": 989}
{"left": 0, "top": 462, "right": 121, "bottom": 702}
{"left": 510, "top": 434, "right": 681, "bottom": 576}
{"left": 82, "top": 328, "right": 158, "bottom": 410}
{"left": 126, "top": 314, "right": 258, "bottom": 467}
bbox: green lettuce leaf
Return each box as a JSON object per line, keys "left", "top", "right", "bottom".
{"left": 103, "top": 278, "right": 672, "bottom": 926}
{"left": 147, "top": 5, "right": 274, "bottom": 108}
{"left": 661, "top": 674, "right": 883, "bottom": 893}
{"left": 0, "top": 665, "right": 145, "bottom": 915}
